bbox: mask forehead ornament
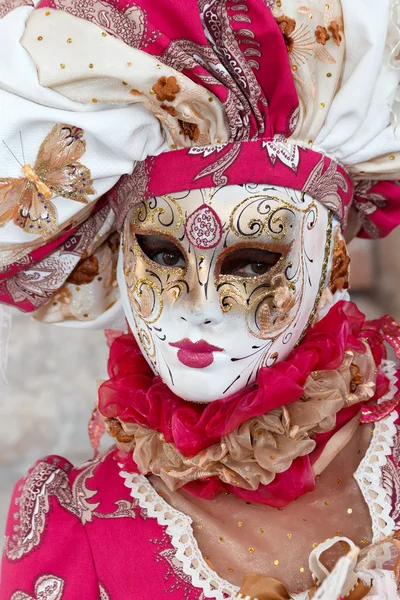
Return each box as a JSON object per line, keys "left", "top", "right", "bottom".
{"left": 120, "top": 184, "right": 332, "bottom": 402}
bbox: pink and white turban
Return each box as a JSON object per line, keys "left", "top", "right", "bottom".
{"left": 0, "top": 0, "right": 399, "bottom": 322}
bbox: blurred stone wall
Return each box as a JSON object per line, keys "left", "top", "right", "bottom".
{"left": 377, "top": 227, "right": 400, "bottom": 321}
{"left": 0, "top": 313, "right": 108, "bottom": 539}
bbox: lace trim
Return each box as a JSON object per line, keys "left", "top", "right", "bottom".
{"left": 121, "top": 361, "right": 398, "bottom": 599}
{"left": 120, "top": 470, "right": 239, "bottom": 599}
{"left": 354, "top": 360, "right": 398, "bottom": 542}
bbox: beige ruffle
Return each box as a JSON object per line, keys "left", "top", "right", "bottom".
{"left": 106, "top": 342, "right": 376, "bottom": 493}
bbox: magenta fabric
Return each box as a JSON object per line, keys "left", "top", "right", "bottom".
{"left": 34, "top": 0, "right": 400, "bottom": 240}
{"left": 37, "top": 0, "right": 299, "bottom": 142}
{"left": 0, "top": 200, "right": 111, "bottom": 312}
{"left": 108, "top": 141, "right": 354, "bottom": 232}
{"left": 3, "top": 424, "right": 400, "bottom": 598}
{"left": 0, "top": 451, "right": 205, "bottom": 600}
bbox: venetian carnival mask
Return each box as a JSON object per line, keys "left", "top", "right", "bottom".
{"left": 120, "top": 184, "right": 333, "bottom": 403}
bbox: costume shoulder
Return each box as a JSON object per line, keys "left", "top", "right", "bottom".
{"left": 0, "top": 454, "right": 105, "bottom": 600}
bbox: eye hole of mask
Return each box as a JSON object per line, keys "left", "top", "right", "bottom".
{"left": 136, "top": 234, "right": 185, "bottom": 268}
{"left": 220, "top": 247, "right": 282, "bottom": 277}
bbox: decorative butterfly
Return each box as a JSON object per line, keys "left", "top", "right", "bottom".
{"left": 0, "top": 124, "right": 94, "bottom": 235}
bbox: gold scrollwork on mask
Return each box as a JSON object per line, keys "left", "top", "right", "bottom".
{"left": 228, "top": 194, "right": 316, "bottom": 241}
{"left": 137, "top": 325, "right": 156, "bottom": 360}
{"left": 132, "top": 278, "right": 163, "bottom": 324}
{"left": 132, "top": 195, "right": 184, "bottom": 235}
{"left": 164, "top": 279, "right": 188, "bottom": 302}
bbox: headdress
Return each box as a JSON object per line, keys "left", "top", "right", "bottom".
{"left": 0, "top": 0, "right": 399, "bottom": 324}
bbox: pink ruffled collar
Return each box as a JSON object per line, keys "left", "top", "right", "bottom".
{"left": 99, "top": 301, "right": 398, "bottom": 507}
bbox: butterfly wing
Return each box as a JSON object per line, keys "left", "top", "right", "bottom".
{"left": 43, "top": 162, "right": 94, "bottom": 204}
{"left": 35, "top": 124, "right": 94, "bottom": 203}
{"left": 15, "top": 184, "right": 58, "bottom": 235}
{"left": 0, "top": 178, "right": 27, "bottom": 227}
{"left": 35, "top": 124, "right": 86, "bottom": 169}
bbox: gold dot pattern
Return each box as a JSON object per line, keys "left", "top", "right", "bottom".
{"left": 147, "top": 395, "right": 374, "bottom": 592}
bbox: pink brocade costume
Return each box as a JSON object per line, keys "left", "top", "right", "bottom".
{"left": 2, "top": 402, "right": 400, "bottom": 600}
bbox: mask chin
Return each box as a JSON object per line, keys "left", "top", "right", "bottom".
{"left": 120, "top": 186, "right": 338, "bottom": 404}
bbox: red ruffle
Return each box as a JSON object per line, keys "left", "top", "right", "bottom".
{"left": 100, "top": 301, "right": 392, "bottom": 507}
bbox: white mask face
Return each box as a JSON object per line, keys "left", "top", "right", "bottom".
{"left": 120, "top": 184, "right": 332, "bottom": 403}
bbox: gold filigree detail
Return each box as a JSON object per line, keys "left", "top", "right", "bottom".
{"left": 132, "top": 278, "right": 163, "bottom": 324}
{"left": 297, "top": 211, "right": 333, "bottom": 342}
{"left": 228, "top": 194, "right": 315, "bottom": 241}
{"left": 132, "top": 196, "right": 184, "bottom": 235}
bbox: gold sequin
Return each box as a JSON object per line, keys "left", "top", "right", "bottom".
{"left": 274, "top": 559, "right": 279, "bottom": 565}
{"left": 320, "top": 102, "right": 325, "bottom": 108}
{"left": 197, "top": 524, "right": 203, "bottom": 530}
{"left": 336, "top": 531, "right": 341, "bottom": 536}
{"left": 327, "top": 72, "right": 332, "bottom": 77}
{"left": 347, "top": 508, "right": 353, "bottom": 514}
{"left": 248, "top": 547, "right": 255, "bottom": 553}
{"left": 170, "top": 144, "right": 177, "bottom": 149}
{"left": 219, "top": 537, "right": 224, "bottom": 542}
{"left": 228, "top": 568, "right": 233, "bottom": 572}
{"left": 37, "top": 36, "right": 43, "bottom": 41}
{"left": 300, "top": 567, "right": 305, "bottom": 573}
{"left": 92, "top": 98, "right": 98, "bottom": 103}
{"left": 208, "top": 97, "right": 214, "bottom": 102}
{"left": 45, "top": 11, "right": 50, "bottom": 15}
{"left": 60, "top": 63, "right": 66, "bottom": 69}
{"left": 127, "top": 61, "right": 132, "bottom": 66}
{"left": 324, "top": 501, "right": 329, "bottom": 506}
{"left": 156, "top": 64, "right": 162, "bottom": 69}
{"left": 287, "top": 533, "right": 292, "bottom": 539}
{"left": 292, "top": 65, "right": 298, "bottom": 71}
{"left": 83, "top": 313, "right": 89, "bottom": 318}
{"left": 390, "top": 155, "right": 396, "bottom": 161}
{"left": 216, "top": 139, "right": 222, "bottom": 144}
{"left": 337, "top": 478, "right": 342, "bottom": 484}
{"left": 122, "top": 81, "right": 128, "bottom": 86}
{"left": 67, "top": 38, "right": 72, "bottom": 43}
{"left": 89, "top": 63, "right": 94, "bottom": 68}
{"left": 238, "top": 521, "right": 243, "bottom": 527}
{"left": 313, "top": 543, "right": 318, "bottom": 548}
{"left": 270, "top": 455, "right": 276, "bottom": 460}
{"left": 102, "top": 32, "right": 107, "bottom": 37}
{"left": 361, "top": 538, "right": 367, "bottom": 545}
{"left": 308, "top": 140, "right": 313, "bottom": 145}
{"left": 259, "top": 528, "right": 264, "bottom": 533}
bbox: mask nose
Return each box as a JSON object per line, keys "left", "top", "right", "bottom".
{"left": 176, "top": 282, "right": 224, "bottom": 328}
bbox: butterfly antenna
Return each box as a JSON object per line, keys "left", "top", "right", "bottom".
{"left": 2, "top": 140, "right": 22, "bottom": 167}
{"left": 19, "top": 132, "right": 26, "bottom": 165}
